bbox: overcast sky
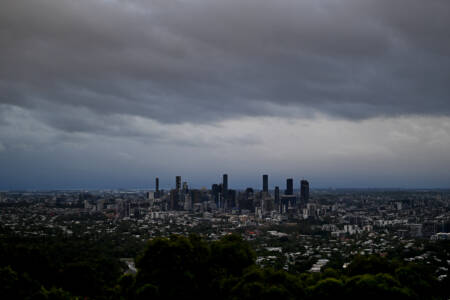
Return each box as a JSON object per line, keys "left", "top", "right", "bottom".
{"left": 1, "top": 0, "right": 449, "bottom": 190}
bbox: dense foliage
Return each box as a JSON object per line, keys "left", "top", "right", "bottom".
{"left": 0, "top": 229, "right": 448, "bottom": 299}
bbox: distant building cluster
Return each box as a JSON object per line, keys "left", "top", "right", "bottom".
{"left": 1, "top": 187, "right": 449, "bottom": 276}
{"left": 141, "top": 174, "right": 310, "bottom": 218}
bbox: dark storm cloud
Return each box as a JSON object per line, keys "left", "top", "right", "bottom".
{"left": 1, "top": 0, "right": 449, "bottom": 132}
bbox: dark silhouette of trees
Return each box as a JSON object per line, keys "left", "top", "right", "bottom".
{"left": 0, "top": 232, "right": 448, "bottom": 300}
{"left": 135, "top": 234, "right": 255, "bottom": 299}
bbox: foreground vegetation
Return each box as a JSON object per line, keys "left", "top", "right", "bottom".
{"left": 0, "top": 228, "right": 448, "bottom": 299}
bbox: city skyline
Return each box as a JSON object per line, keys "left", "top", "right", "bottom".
{"left": 2, "top": 172, "right": 449, "bottom": 191}
{"left": 1, "top": 0, "right": 450, "bottom": 190}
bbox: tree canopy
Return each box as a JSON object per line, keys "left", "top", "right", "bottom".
{"left": 0, "top": 232, "right": 448, "bottom": 299}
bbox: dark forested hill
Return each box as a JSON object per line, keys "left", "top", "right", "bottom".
{"left": 0, "top": 229, "right": 448, "bottom": 299}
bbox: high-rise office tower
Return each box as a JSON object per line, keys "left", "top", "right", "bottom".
{"left": 262, "top": 174, "right": 268, "bottom": 193}
{"left": 228, "top": 189, "right": 236, "bottom": 208}
{"left": 223, "top": 174, "right": 228, "bottom": 192}
{"left": 176, "top": 176, "right": 181, "bottom": 191}
{"left": 170, "top": 191, "right": 178, "bottom": 210}
{"left": 155, "top": 177, "right": 160, "bottom": 198}
{"left": 301, "top": 180, "right": 309, "bottom": 203}
{"left": 285, "top": 178, "right": 293, "bottom": 195}
{"left": 274, "top": 186, "right": 280, "bottom": 205}
{"left": 212, "top": 183, "right": 220, "bottom": 206}
{"left": 245, "top": 187, "right": 254, "bottom": 211}
{"left": 222, "top": 174, "right": 228, "bottom": 204}
{"left": 218, "top": 183, "right": 223, "bottom": 208}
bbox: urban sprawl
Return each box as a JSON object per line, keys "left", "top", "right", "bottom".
{"left": 0, "top": 175, "right": 449, "bottom": 280}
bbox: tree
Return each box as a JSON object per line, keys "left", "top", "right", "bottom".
{"left": 395, "top": 264, "right": 440, "bottom": 299}
{"left": 0, "top": 266, "right": 20, "bottom": 299}
{"left": 210, "top": 234, "right": 256, "bottom": 278}
{"left": 135, "top": 234, "right": 210, "bottom": 299}
{"left": 344, "top": 273, "right": 412, "bottom": 300}
{"left": 229, "top": 268, "right": 304, "bottom": 300}
{"left": 307, "top": 277, "right": 344, "bottom": 300}
{"left": 346, "top": 255, "right": 396, "bottom": 276}
{"left": 135, "top": 234, "right": 256, "bottom": 299}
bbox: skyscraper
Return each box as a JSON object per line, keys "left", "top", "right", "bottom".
{"left": 301, "top": 179, "right": 309, "bottom": 203}
{"left": 222, "top": 174, "right": 228, "bottom": 209}
{"left": 212, "top": 183, "right": 220, "bottom": 206}
{"left": 155, "top": 177, "right": 160, "bottom": 198}
{"left": 274, "top": 186, "right": 280, "bottom": 212}
{"left": 262, "top": 174, "right": 268, "bottom": 193}
{"left": 176, "top": 176, "right": 181, "bottom": 191}
{"left": 223, "top": 174, "right": 228, "bottom": 192}
{"left": 182, "top": 182, "right": 189, "bottom": 194}
{"left": 285, "top": 178, "right": 293, "bottom": 195}
{"left": 274, "top": 186, "right": 280, "bottom": 203}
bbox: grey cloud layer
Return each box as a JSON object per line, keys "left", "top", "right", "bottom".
{"left": 1, "top": 0, "right": 450, "bottom": 133}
